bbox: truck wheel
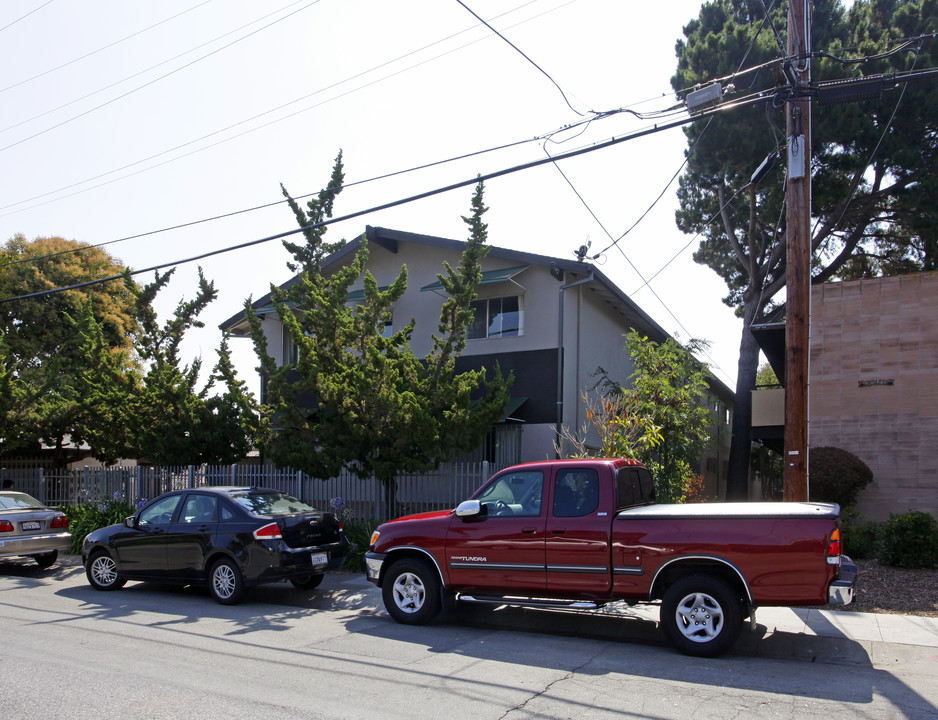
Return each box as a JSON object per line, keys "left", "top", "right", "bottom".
{"left": 660, "top": 574, "right": 743, "bottom": 657}
{"left": 382, "top": 558, "right": 442, "bottom": 625}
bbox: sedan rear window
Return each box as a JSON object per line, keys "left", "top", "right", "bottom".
{"left": 229, "top": 491, "right": 317, "bottom": 515}
{"left": 0, "top": 493, "right": 47, "bottom": 510}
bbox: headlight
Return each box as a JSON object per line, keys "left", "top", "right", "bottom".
{"left": 369, "top": 530, "right": 380, "bottom": 547}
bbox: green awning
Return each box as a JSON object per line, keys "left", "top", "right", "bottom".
{"left": 499, "top": 396, "right": 527, "bottom": 423}
{"left": 420, "top": 265, "right": 528, "bottom": 293}
{"left": 347, "top": 286, "right": 389, "bottom": 302}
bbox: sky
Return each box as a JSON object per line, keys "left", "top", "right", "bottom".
{"left": 0, "top": 0, "right": 745, "bottom": 397}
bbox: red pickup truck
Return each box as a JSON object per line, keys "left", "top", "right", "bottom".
{"left": 365, "top": 458, "right": 856, "bottom": 657}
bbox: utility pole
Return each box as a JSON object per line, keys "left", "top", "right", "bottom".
{"left": 784, "top": 0, "right": 811, "bottom": 502}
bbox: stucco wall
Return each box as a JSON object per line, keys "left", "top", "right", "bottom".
{"left": 245, "top": 234, "right": 731, "bottom": 488}
{"left": 810, "top": 272, "right": 938, "bottom": 521}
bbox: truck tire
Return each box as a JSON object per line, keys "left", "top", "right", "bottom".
{"left": 382, "top": 557, "right": 442, "bottom": 625}
{"left": 660, "top": 574, "right": 743, "bottom": 657}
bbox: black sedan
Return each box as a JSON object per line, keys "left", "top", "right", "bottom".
{"left": 81, "top": 486, "right": 348, "bottom": 604}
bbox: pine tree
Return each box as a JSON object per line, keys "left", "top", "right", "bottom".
{"left": 248, "top": 157, "right": 511, "bottom": 518}
{"left": 671, "top": 0, "right": 937, "bottom": 496}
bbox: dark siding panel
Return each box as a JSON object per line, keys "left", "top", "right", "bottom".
{"left": 454, "top": 349, "right": 558, "bottom": 424}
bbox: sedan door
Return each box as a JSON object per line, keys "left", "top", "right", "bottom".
{"left": 445, "top": 469, "right": 547, "bottom": 593}
{"left": 164, "top": 493, "right": 218, "bottom": 581}
{"left": 111, "top": 494, "right": 182, "bottom": 577}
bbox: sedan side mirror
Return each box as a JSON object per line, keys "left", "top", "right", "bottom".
{"left": 124, "top": 516, "right": 137, "bottom": 529}
{"left": 454, "top": 500, "right": 482, "bottom": 518}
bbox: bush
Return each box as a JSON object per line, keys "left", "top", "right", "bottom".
{"left": 809, "top": 446, "right": 873, "bottom": 508}
{"left": 840, "top": 508, "right": 879, "bottom": 559}
{"left": 342, "top": 517, "right": 381, "bottom": 572}
{"left": 875, "top": 511, "right": 938, "bottom": 568}
{"left": 60, "top": 492, "right": 140, "bottom": 554}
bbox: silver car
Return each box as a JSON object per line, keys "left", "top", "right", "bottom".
{"left": 0, "top": 491, "right": 72, "bottom": 568}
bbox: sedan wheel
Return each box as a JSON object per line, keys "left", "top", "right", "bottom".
{"left": 33, "top": 550, "right": 58, "bottom": 569}
{"left": 86, "top": 550, "right": 127, "bottom": 591}
{"left": 290, "top": 573, "right": 325, "bottom": 590}
{"left": 209, "top": 558, "right": 245, "bottom": 605}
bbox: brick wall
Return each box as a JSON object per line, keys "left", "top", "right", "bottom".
{"left": 810, "top": 272, "right": 938, "bottom": 521}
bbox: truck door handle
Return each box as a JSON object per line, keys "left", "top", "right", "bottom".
{"left": 522, "top": 527, "right": 537, "bottom": 534}
{"left": 551, "top": 529, "right": 566, "bottom": 535}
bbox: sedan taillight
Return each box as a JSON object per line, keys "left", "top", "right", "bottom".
{"left": 253, "top": 522, "right": 282, "bottom": 540}
{"left": 0, "top": 520, "right": 13, "bottom": 533}
{"left": 50, "top": 515, "right": 69, "bottom": 529}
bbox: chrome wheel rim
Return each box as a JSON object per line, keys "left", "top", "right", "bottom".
{"left": 391, "top": 571, "right": 426, "bottom": 614}
{"left": 674, "top": 591, "right": 725, "bottom": 642}
{"left": 213, "top": 564, "right": 236, "bottom": 599}
{"left": 91, "top": 555, "right": 118, "bottom": 586}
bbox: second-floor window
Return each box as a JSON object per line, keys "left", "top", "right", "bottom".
{"left": 282, "top": 331, "right": 298, "bottom": 366}
{"left": 281, "top": 315, "right": 393, "bottom": 367}
{"left": 468, "top": 296, "right": 522, "bottom": 339}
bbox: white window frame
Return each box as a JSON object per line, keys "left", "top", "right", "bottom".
{"left": 468, "top": 295, "right": 524, "bottom": 340}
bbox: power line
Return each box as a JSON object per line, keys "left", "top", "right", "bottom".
{"left": 537, "top": 3, "right": 783, "bottom": 383}
{"left": 631, "top": 182, "right": 750, "bottom": 296}
{"left": 0, "top": 1, "right": 321, "bottom": 154}
{"left": 454, "top": 0, "right": 586, "bottom": 116}
{"left": 0, "top": 133, "right": 540, "bottom": 269}
{"left": 811, "top": 38, "right": 923, "bottom": 249}
{"left": 2, "top": 87, "right": 793, "bottom": 307}
{"left": 0, "top": 0, "right": 573, "bottom": 216}
{"left": 593, "top": 0, "right": 778, "bottom": 259}
{"left": 1, "top": 87, "right": 747, "bottom": 272}
{"left": 0, "top": 0, "right": 55, "bottom": 34}
{"left": 2, "top": 104, "right": 733, "bottom": 305}
{"left": 0, "top": 0, "right": 216, "bottom": 96}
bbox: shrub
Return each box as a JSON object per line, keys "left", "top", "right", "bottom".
{"left": 61, "top": 492, "right": 140, "bottom": 554}
{"left": 808, "top": 446, "right": 873, "bottom": 508}
{"left": 342, "top": 517, "right": 381, "bottom": 572}
{"left": 840, "top": 508, "right": 879, "bottom": 559}
{"left": 681, "top": 472, "right": 711, "bottom": 503}
{"left": 875, "top": 511, "right": 938, "bottom": 568}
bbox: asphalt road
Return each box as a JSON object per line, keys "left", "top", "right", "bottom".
{"left": 1, "top": 555, "right": 937, "bottom": 719}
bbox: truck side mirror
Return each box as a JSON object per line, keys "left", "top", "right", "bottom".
{"left": 454, "top": 500, "right": 482, "bottom": 518}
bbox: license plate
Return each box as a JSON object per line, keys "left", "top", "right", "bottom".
{"left": 310, "top": 552, "right": 328, "bottom": 567}
{"left": 22, "top": 521, "right": 41, "bottom": 531}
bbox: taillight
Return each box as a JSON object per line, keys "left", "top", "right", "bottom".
{"left": 826, "top": 528, "right": 842, "bottom": 564}
{"left": 50, "top": 515, "right": 69, "bottom": 529}
{"left": 253, "top": 522, "right": 282, "bottom": 540}
{"left": 0, "top": 520, "right": 13, "bottom": 533}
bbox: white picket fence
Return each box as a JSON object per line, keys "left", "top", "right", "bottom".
{"left": 1, "top": 461, "right": 503, "bottom": 520}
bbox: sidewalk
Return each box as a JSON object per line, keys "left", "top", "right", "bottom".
{"left": 754, "top": 605, "right": 938, "bottom": 647}
{"left": 585, "top": 594, "right": 938, "bottom": 649}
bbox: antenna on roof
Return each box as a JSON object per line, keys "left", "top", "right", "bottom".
{"left": 574, "top": 238, "right": 592, "bottom": 262}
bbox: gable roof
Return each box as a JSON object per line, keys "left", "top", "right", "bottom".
{"left": 219, "top": 225, "right": 734, "bottom": 403}
{"left": 221, "top": 226, "right": 666, "bottom": 338}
